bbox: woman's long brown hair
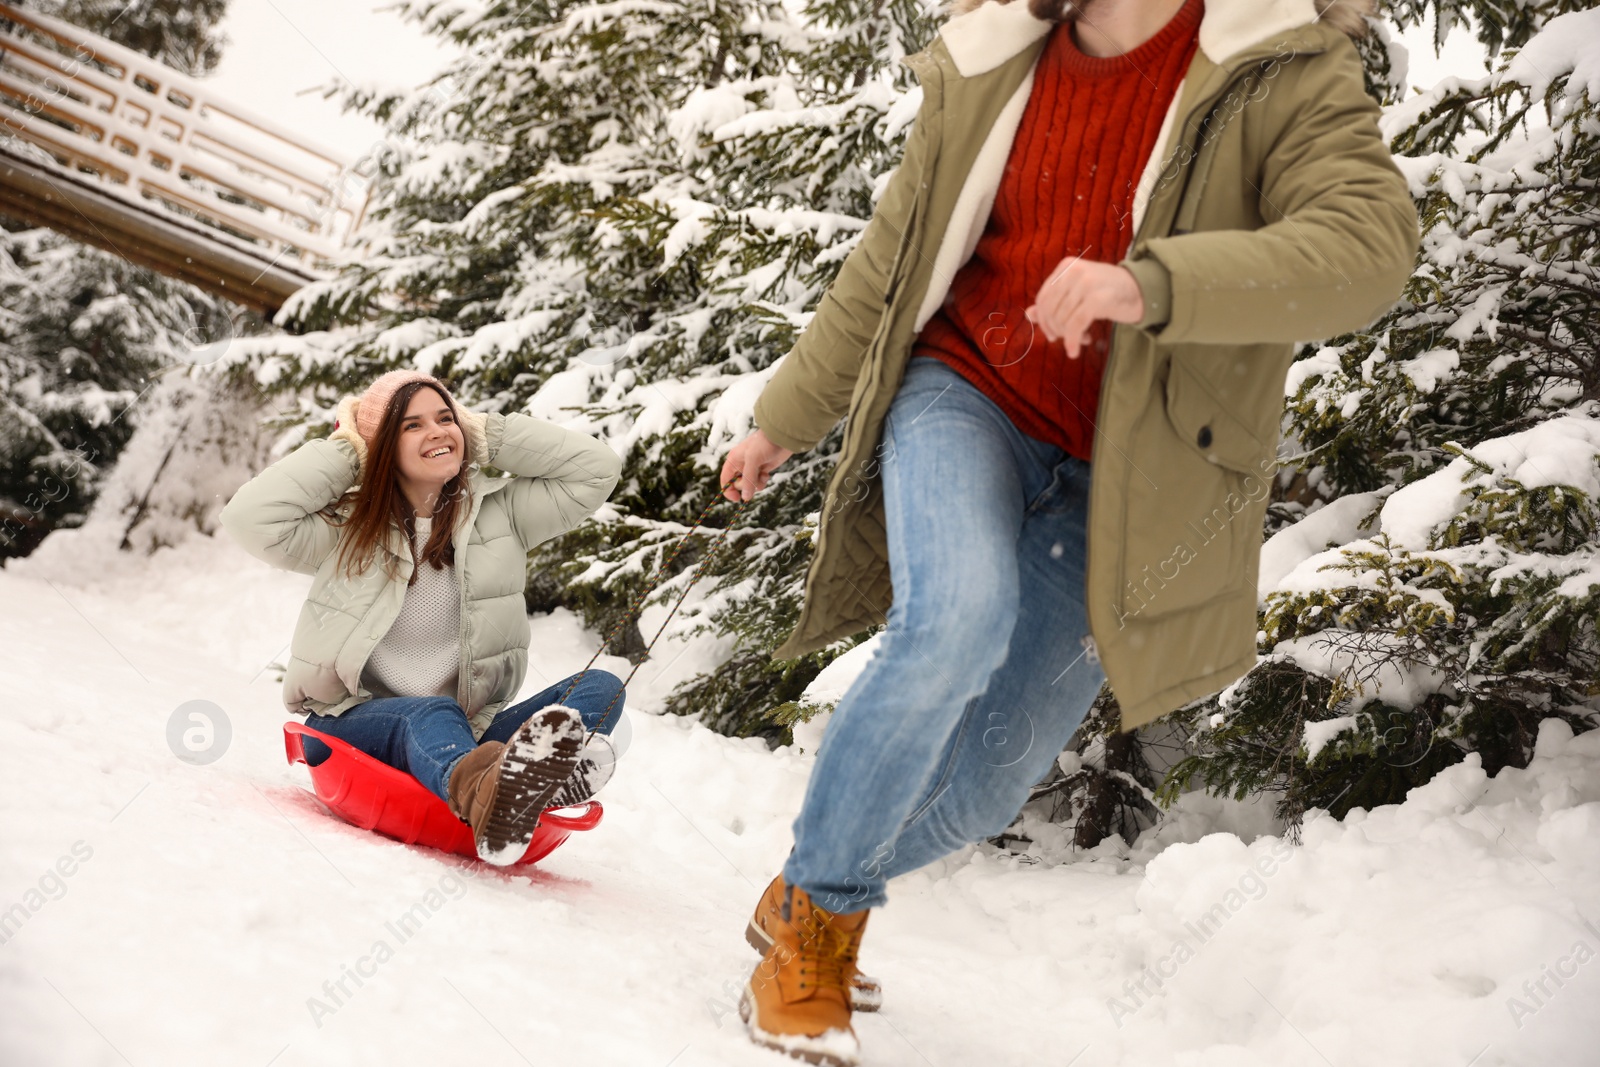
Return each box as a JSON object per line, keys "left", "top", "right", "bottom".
{"left": 326, "top": 381, "right": 473, "bottom": 586}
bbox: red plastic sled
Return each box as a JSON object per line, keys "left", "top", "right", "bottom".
{"left": 283, "top": 720, "right": 603, "bottom": 866}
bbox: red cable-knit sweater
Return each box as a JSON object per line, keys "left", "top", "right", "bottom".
{"left": 914, "top": 0, "right": 1203, "bottom": 460}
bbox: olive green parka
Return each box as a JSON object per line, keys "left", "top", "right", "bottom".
{"left": 751, "top": 0, "right": 1420, "bottom": 729}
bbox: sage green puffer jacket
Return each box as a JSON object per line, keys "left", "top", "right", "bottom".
{"left": 219, "top": 410, "right": 622, "bottom": 739}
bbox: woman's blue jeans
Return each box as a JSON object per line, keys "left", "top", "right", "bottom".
{"left": 783, "top": 356, "right": 1107, "bottom": 914}
{"left": 301, "top": 670, "right": 625, "bottom": 803}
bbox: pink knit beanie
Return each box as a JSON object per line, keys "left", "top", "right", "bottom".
{"left": 354, "top": 370, "right": 458, "bottom": 450}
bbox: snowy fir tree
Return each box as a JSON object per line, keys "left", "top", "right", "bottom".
{"left": 0, "top": 229, "right": 241, "bottom": 558}
{"left": 24, "top": 0, "right": 229, "bottom": 76}
{"left": 237, "top": 0, "right": 940, "bottom": 737}
{"left": 0, "top": 0, "right": 238, "bottom": 560}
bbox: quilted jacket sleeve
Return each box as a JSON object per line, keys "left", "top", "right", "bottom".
{"left": 483, "top": 412, "right": 623, "bottom": 550}
{"left": 218, "top": 437, "right": 360, "bottom": 577}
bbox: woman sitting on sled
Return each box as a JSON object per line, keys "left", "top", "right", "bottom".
{"left": 221, "top": 369, "right": 625, "bottom": 865}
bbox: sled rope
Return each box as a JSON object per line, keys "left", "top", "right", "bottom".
{"left": 557, "top": 475, "right": 753, "bottom": 742}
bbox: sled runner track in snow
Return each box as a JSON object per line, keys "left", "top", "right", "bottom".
{"left": 0, "top": 2, "right": 368, "bottom": 315}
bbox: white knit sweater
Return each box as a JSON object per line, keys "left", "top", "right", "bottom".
{"left": 360, "top": 515, "right": 462, "bottom": 701}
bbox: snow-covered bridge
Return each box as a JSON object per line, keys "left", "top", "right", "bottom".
{"left": 0, "top": 1, "right": 367, "bottom": 316}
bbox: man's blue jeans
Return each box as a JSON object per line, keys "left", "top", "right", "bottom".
{"left": 784, "top": 356, "right": 1107, "bottom": 914}
{"left": 301, "top": 670, "right": 625, "bottom": 803}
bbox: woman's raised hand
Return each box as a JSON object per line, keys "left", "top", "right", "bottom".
{"left": 329, "top": 395, "right": 370, "bottom": 474}
{"left": 720, "top": 429, "right": 793, "bottom": 503}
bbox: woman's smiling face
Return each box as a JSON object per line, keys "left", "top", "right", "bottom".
{"left": 393, "top": 386, "right": 465, "bottom": 499}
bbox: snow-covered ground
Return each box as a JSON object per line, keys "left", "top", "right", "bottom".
{"left": 3, "top": 528, "right": 1598, "bottom": 1067}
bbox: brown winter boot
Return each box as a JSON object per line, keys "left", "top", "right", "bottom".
{"left": 446, "top": 740, "right": 506, "bottom": 841}
{"left": 444, "top": 707, "right": 586, "bottom": 866}
{"left": 488, "top": 708, "right": 587, "bottom": 865}
{"left": 740, "top": 881, "right": 870, "bottom": 1067}
{"left": 747, "top": 874, "right": 883, "bottom": 1012}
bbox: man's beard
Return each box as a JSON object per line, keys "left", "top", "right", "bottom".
{"left": 1028, "top": 0, "right": 1084, "bottom": 23}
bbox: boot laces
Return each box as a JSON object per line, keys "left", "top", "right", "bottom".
{"left": 798, "top": 912, "right": 858, "bottom": 992}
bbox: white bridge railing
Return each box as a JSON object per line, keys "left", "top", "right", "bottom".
{"left": 0, "top": 1, "right": 370, "bottom": 308}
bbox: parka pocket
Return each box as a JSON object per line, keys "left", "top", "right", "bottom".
{"left": 1114, "top": 359, "right": 1276, "bottom": 624}
{"left": 1162, "top": 358, "right": 1275, "bottom": 475}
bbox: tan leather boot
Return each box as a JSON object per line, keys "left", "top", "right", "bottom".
{"left": 740, "top": 882, "right": 869, "bottom": 1067}
{"left": 446, "top": 740, "right": 506, "bottom": 840}
{"left": 747, "top": 874, "right": 883, "bottom": 1012}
